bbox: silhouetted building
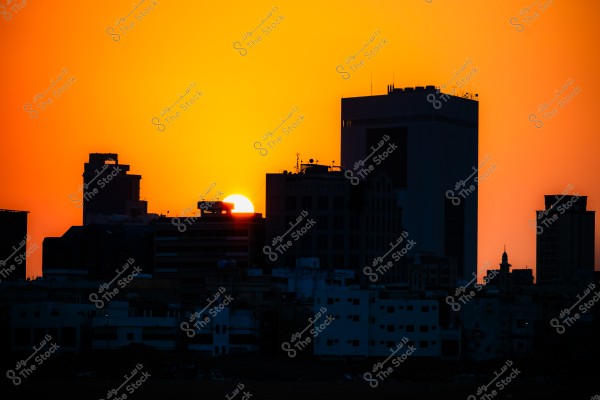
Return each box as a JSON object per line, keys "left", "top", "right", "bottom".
{"left": 485, "top": 249, "right": 534, "bottom": 291}
{"left": 80, "top": 153, "right": 148, "bottom": 225}
{"left": 535, "top": 194, "right": 595, "bottom": 285}
{"left": 404, "top": 253, "right": 458, "bottom": 290}
{"left": 341, "top": 85, "right": 479, "bottom": 280}
{"left": 42, "top": 223, "right": 154, "bottom": 281}
{"left": 0, "top": 209, "right": 29, "bottom": 282}
{"left": 461, "top": 290, "right": 539, "bottom": 361}
{"left": 0, "top": 278, "right": 179, "bottom": 353}
{"left": 265, "top": 162, "right": 403, "bottom": 278}
{"left": 313, "top": 288, "right": 445, "bottom": 358}
{"left": 152, "top": 201, "right": 265, "bottom": 306}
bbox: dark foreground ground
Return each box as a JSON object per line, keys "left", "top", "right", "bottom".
{"left": 0, "top": 350, "right": 597, "bottom": 399}
{"left": 0, "top": 379, "right": 598, "bottom": 399}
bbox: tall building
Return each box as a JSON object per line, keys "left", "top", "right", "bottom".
{"left": 341, "top": 85, "right": 479, "bottom": 280}
{"left": 79, "top": 153, "right": 148, "bottom": 225}
{"left": 0, "top": 209, "right": 29, "bottom": 282}
{"left": 535, "top": 194, "right": 595, "bottom": 285}
{"left": 265, "top": 161, "right": 403, "bottom": 279}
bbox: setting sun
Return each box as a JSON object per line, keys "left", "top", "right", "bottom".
{"left": 223, "top": 194, "right": 255, "bottom": 214}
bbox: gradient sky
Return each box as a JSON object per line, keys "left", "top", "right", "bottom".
{"left": 1, "top": 0, "right": 598, "bottom": 279}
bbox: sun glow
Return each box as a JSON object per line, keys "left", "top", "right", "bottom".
{"left": 223, "top": 194, "right": 255, "bottom": 214}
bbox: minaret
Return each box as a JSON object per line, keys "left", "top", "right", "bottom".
{"left": 499, "top": 245, "right": 511, "bottom": 292}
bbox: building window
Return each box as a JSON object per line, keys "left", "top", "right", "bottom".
{"left": 387, "top": 306, "right": 394, "bottom": 313}
{"left": 407, "top": 305, "right": 413, "bottom": 311}
{"left": 215, "top": 325, "right": 220, "bottom": 334}
{"left": 327, "top": 298, "right": 333, "bottom": 305}
{"left": 19, "top": 311, "right": 26, "bottom": 319}
{"left": 333, "top": 235, "right": 344, "bottom": 250}
{"left": 353, "top": 298, "right": 360, "bottom": 305}
{"left": 419, "top": 341, "right": 429, "bottom": 348}
{"left": 285, "top": 196, "right": 296, "bottom": 211}
{"left": 127, "top": 333, "right": 134, "bottom": 340}
{"left": 318, "top": 196, "right": 329, "bottom": 210}
{"left": 48, "top": 328, "right": 59, "bottom": 341}
{"left": 420, "top": 325, "right": 429, "bottom": 332}
{"left": 302, "top": 196, "right": 312, "bottom": 210}
{"left": 387, "top": 325, "right": 395, "bottom": 332}
{"left": 398, "top": 305, "right": 404, "bottom": 310}
{"left": 333, "top": 216, "right": 344, "bottom": 230}
{"left": 406, "top": 325, "right": 415, "bottom": 332}
{"left": 317, "top": 216, "right": 329, "bottom": 229}
{"left": 61, "top": 327, "right": 77, "bottom": 347}
{"left": 386, "top": 341, "right": 394, "bottom": 348}
{"left": 15, "top": 328, "right": 30, "bottom": 346}
{"left": 318, "top": 236, "right": 329, "bottom": 250}
{"left": 300, "top": 235, "right": 312, "bottom": 250}
{"left": 327, "top": 339, "right": 333, "bottom": 346}
{"left": 352, "top": 315, "right": 360, "bottom": 322}
{"left": 34, "top": 311, "right": 40, "bottom": 318}
{"left": 421, "top": 306, "right": 429, "bottom": 312}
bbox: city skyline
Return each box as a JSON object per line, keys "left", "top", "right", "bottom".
{"left": 1, "top": 0, "right": 599, "bottom": 281}
{"left": 2, "top": 2, "right": 600, "bottom": 397}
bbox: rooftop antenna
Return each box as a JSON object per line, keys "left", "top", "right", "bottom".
{"left": 370, "top": 72, "right": 372, "bottom": 96}
{"left": 295, "top": 153, "right": 300, "bottom": 174}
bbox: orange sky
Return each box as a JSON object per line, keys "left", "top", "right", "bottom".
{"left": 1, "top": 0, "right": 598, "bottom": 280}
